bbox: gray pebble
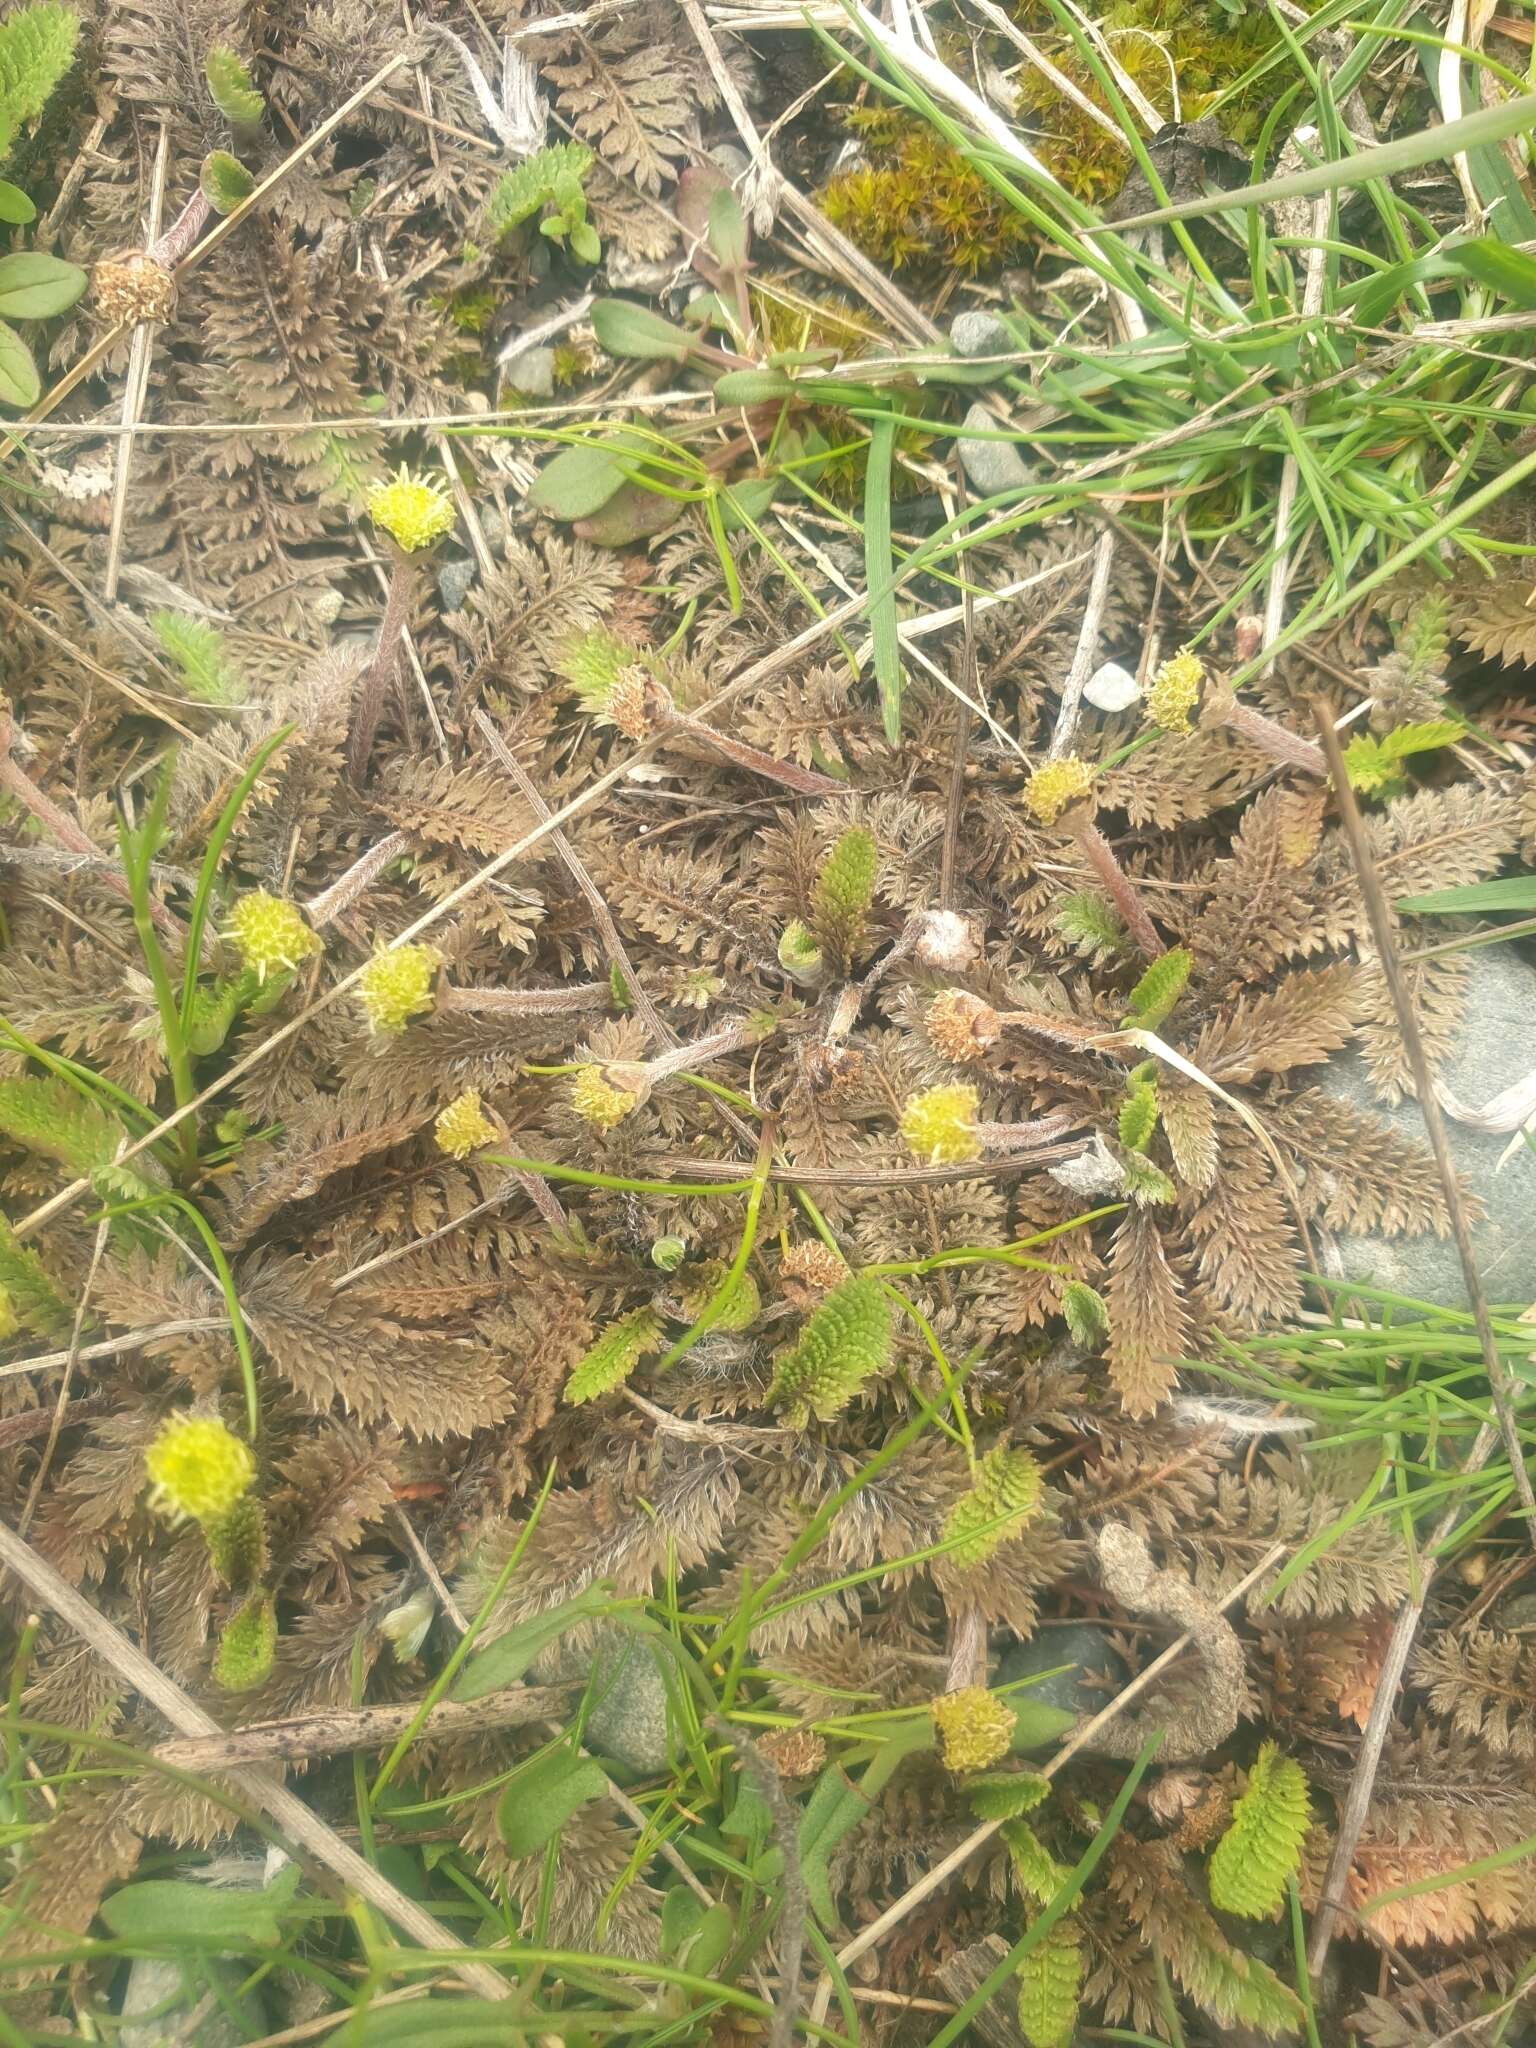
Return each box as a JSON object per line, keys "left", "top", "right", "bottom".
{"left": 500, "top": 344, "right": 555, "bottom": 397}
{"left": 957, "top": 402, "right": 1029, "bottom": 494}
{"left": 999, "top": 1625, "right": 1128, "bottom": 1719}
{"left": 1312, "top": 948, "right": 1536, "bottom": 1307}
{"left": 949, "top": 310, "right": 1013, "bottom": 359}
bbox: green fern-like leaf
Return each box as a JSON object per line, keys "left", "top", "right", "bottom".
{"left": 200, "top": 150, "right": 254, "bottom": 216}
{"left": 213, "top": 1589, "right": 277, "bottom": 1691}
{"left": 766, "top": 1272, "right": 890, "bottom": 1424}
{"left": 1002, "top": 1818, "right": 1070, "bottom": 1904}
{"left": 1398, "top": 590, "right": 1449, "bottom": 680}
{"left": 565, "top": 1307, "right": 664, "bottom": 1405}
{"left": 0, "top": 1211, "right": 69, "bottom": 1336}
{"left": 1125, "top": 945, "right": 1191, "bottom": 1029}
{"left": 1016, "top": 1916, "right": 1082, "bottom": 2048}
{"left": 966, "top": 1770, "right": 1049, "bottom": 1821}
{"left": 1061, "top": 1280, "right": 1108, "bottom": 1348}
{"left": 1343, "top": 719, "right": 1465, "bottom": 797}
{"left": 942, "top": 1443, "right": 1042, "bottom": 1568}
{"left": 555, "top": 625, "right": 648, "bottom": 715}
{"left": 0, "top": 1075, "right": 125, "bottom": 1177}
{"left": 485, "top": 142, "right": 595, "bottom": 241}
{"left": 1120, "top": 1151, "right": 1175, "bottom": 1207}
{"left": 810, "top": 826, "right": 876, "bottom": 975}
{"left": 205, "top": 45, "right": 263, "bottom": 126}
{"left": 149, "top": 611, "right": 243, "bottom": 705}
{"left": 1053, "top": 889, "right": 1126, "bottom": 963}
{"left": 0, "top": 5, "right": 78, "bottom": 157}
{"left": 1207, "top": 1742, "right": 1311, "bottom": 1920}
{"left": 1117, "top": 1074, "right": 1159, "bottom": 1154}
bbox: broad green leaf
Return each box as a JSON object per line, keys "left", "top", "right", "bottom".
{"left": 0, "top": 249, "right": 85, "bottom": 319}
{"left": 708, "top": 186, "right": 749, "bottom": 272}
{"left": 0, "top": 317, "right": 37, "bottom": 406}
{"left": 496, "top": 1744, "right": 607, "bottom": 1857}
{"left": 1398, "top": 875, "right": 1536, "bottom": 917}
{"left": 573, "top": 476, "right": 684, "bottom": 546}
{"left": 451, "top": 1585, "right": 614, "bottom": 1701}
{"left": 590, "top": 297, "right": 697, "bottom": 363}
{"left": 864, "top": 412, "right": 901, "bottom": 745}
{"left": 0, "top": 180, "right": 33, "bottom": 223}
{"left": 101, "top": 1868, "right": 305, "bottom": 1949}
{"left": 1007, "top": 1698, "right": 1078, "bottom": 1753}
{"left": 714, "top": 367, "right": 797, "bottom": 404}
{"left": 1444, "top": 235, "right": 1536, "bottom": 308}
{"left": 201, "top": 149, "right": 254, "bottom": 217}
{"left": 526, "top": 442, "right": 628, "bottom": 519}
{"left": 1107, "top": 89, "right": 1536, "bottom": 231}
{"left": 660, "top": 1891, "right": 733, "bottom": 1974}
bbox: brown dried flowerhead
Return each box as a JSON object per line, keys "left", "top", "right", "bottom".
{"left": 927, "top": 987, "right": 1000, "bottom": 1065}
{"left": 913, "top": 908, "right": 980, "bottom": 974}
{"left": 779, "top": 1239, "right": 849, "bottom": 1307}
{"left": 93, "top": 250, "right": 177, "bottom": 326}
{"left": 608, "top": 664, "right": 664, "bottom": 740}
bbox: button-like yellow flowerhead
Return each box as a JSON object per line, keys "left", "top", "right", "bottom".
{"left": 367, "top": 466, "right": 456, "bottom": 553}
{"left": 1145, "top": 648, "right": 1204, "bottom": 734}
{"left": 899, "top": 1083, "right": 981, "bottom": 1164}
{"left": 932, "top": 1685, "right": 1017, "bottom": 1772}
{"left": 359, "top": 944, "right": 441, "bottom": 1036}
{"left": 434, "top": 1088, "right": 497, "bottom": 1159}
{"left": 1024, "top": 755, "right": 1095, "bottom": 826}
{"left": 226, "top": 890, "right": 320, "bottom": 982}
{"left": 145, "top": 1415, "right": 255, "bottom": 1527}
{"left": 570, "top": 1064, "right": 638, "bottom": 1130}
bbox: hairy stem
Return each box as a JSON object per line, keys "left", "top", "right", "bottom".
{"left": 1069, "top": 817, "right": 1164, "bottom": 960}
{"left": 347, "top": 556, "right": 415, "bottom": 785}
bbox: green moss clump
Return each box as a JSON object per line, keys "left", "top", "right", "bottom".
{"left": 819, "top": 118, "right": 1035, "bottom": 276}
{"left": 1010, "top": 0, "right": 1301, "bottom": 202}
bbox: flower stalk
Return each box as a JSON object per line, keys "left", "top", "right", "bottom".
{"left": 1200, "top": 685, "right": 1327, "bottom": 777}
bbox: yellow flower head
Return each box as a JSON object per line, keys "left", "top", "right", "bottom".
{"left": 570, "top": 1064, "right": 638, "bottom": 1130}
{"left": 367, "top": 466, "right": 456, "bottom": 553}
{"left": 226, "top": 890, "right": 321, "bottom": 982}
{"left": 434, "top": 1088, "right": 498, "bottom": 1160}
{"left": 899, "top": 1083, "right": 981, "bottom": 1164}
{"left": 359, "top": 944, "right": 441, "bottom": 1036}
{"left": 1145, "top": 648, "right": 1205, "bottom": 734}
{"left": 145, "top": 1415, "right": 255, "bottom": 1527}
{"left": 1024, "top": 755, "right": 1095, "bottom": 826}
{"left": 932, "top": 1685, "right": 1017, "bottom": 1773}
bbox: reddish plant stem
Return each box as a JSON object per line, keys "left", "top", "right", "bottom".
{"left": 148, "top": 190, "right": 212, "bottom": 269}
{"left": 1203, "top": 691, "right": 1327, "bottom": 776}
{"left": 1070, "top": 817, "right": 1164, "bottom": 960}
{"left": 347, "top": 556, "right": 414, "bottom": 785}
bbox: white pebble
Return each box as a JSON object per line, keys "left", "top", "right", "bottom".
{"left": 1082, "top": 661, "right": 1140, "bottom": 714}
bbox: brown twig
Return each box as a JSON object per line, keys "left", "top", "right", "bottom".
{"left": 1067, "top": 813, "right": 1165, "bottom": 959}
{"left": 472, "top": 708, "right": 673, "bottom": 1048}
{"left": 0, "top": 1509, "right": 513, "bottom": 2001}
{"left": 151, "top": 1684, "right": 573, "bottom": 1772}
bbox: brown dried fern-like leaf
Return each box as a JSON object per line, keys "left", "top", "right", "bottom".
{"left": 1185, "top": 785, "right": 1328, "bottom": 988}
{"left": 1106, "top": 1209, "right": 1187, "bottom": 1417}
{"left": 541, "top": 5, "right": 714, "bottom": 195}
{"left": 1270, "top": 1089, "right": 1454, "bottom": 1237}
{"left": 1354, "top": 951, "right": 1468, "bottom": 1103}
{"left": 240, "top": 1253, "right": 513, "bottom": 1437}
{"left": 223, "top": 1093, "right": 424, "bottom": 1244}
{"left": 1189, "top": 963, "right": 1359, "bottom": 1085}
{"left": 1183, "top": 1118, "right": 1301, "bottom": 1325}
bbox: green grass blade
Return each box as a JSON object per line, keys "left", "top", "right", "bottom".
{"left": 864, "top": 412, "right": 901, "bottom": 744}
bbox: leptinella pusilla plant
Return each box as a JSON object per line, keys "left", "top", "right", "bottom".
{"left": 1145, "top": 644, "right": 1326, "bottom": 778}
{"left": 347, "top": 467, "right": 458, "bottom": 784}
{"left": 144, "top": 1412, "right": 275, "bottom": 1691}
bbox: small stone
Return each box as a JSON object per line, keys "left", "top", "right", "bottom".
{"left": 501, "top": 344, "right": 555, "bottom": 397}
{"left": 121, "top": 1960, "right": 257, "bottom": 2048}
{"left": 542, "top": 1625, "right": 672, "bottom": 1774}
{"left": 999, "top": 1625, "right": 1128, "bottom": 1719}
{"left": 436, "top": 555, "right": 476, "bottom": 612}
{"left": 1311, "top": 948, "right": 1536, "bottom": 1308}
{"left": 1048, "top": 1135, "right": 1126, "bottom": 1198}
{"left": 958, "top": 402, "right": 1029, "bottom": 494}
{"left": 1083, "top": 661, "right": 1141, "bottom": 714}
{"left": 949, "top": 309, "right": 1012, "bottom": 359}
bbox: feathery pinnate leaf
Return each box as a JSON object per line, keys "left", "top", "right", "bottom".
{"left": 1207, "top": 1742, "right": 1311, "bottom": 1919}
{"left": 766, "top": 1272, "right": 890, "bottom": 1424}
{"left": 1016, "top": 1916, "right": 1083, "bottom": 2048}
{"left": 565, "top": 1307, "right": 664, "bottom": 1404}
{"left": 942, "top": 1444, "right": 1043, "bottom": 1568}
{"left": 810, "top": 826, "right": 876, "bottom": 975}
{"left": 0, "top": 4, "right": 78, "bottom": 156}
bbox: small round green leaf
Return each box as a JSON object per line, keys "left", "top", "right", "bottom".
{"left": 0, "top": 251, "right": 85, "bottom": 321}
{"left": 0, "top": 182, "right": 35, "bottom": 224}
{"left": 0, "top": 318, "right": 38, "bottom": 407}
{"left": 526, "top": 441, "right": 628, "bottom": 519}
